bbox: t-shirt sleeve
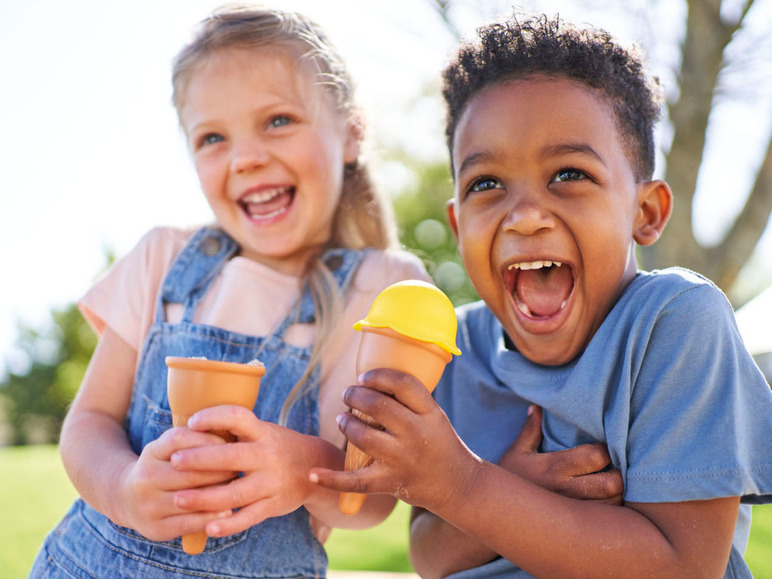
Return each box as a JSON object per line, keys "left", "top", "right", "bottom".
{"left": 78, "top": 227, "right": 189, "bottom": 352}
{"left": 624, "top": 281, "right": 772, "bottom": 503}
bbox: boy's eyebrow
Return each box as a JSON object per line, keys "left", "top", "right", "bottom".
{"left": 456, "top": 151, "right": 494, "bottom": 177}
{"left": 541, "top": 143, "right": 607, "bottom": 166}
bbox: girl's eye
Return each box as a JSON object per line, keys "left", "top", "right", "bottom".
{"left": 200, "top": 133, "right": 224, "bottom": 147}
{"left": 469, "top": 177, "right": 503, "bottom": 193}
{"left": 268, "top": 115, "right": 293, "bottom": 129}
{"left": 553, "top": 168, "right": 586, "bottom": 182}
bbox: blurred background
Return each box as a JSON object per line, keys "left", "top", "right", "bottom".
{"left": 1, "top": 1, "right": 771, "bottom": 577}
{"left": 1, "top": 0, "right": 771, "bottom": 447}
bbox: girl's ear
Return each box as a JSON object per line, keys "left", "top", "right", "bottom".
{"left": 634, "top": 179, "right": 673, "bottom": 246}
{"left": 343, "top": 114, "right": 364, "bottom": 165}
{"left": 446, "top": 199, "right": 460, "bottom": 241}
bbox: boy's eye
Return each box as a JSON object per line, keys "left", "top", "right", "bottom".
{"left": 268, "top": 115, "right": 293, "bottom": 129}
{"left": 469, "top": 177, "right": 503, "bottom": 193}
{"left": 552, "top": 168, "right": 586, "bottom": 182}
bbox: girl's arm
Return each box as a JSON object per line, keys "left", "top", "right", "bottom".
{"left": 310, "top": 369, "right": 740, "bottom": 579}
{"left": 60, "top": 327, "right": 236, "bottom": 541}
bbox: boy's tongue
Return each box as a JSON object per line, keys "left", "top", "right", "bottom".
{"left": 516, "top": 266, "right": 573, "bottom": 317}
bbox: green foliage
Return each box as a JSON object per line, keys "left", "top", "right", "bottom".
{"left": 3, "top": 445, "right": 772, "bottom": 579}
{"left": 0, "top": 303, "right": 97, "bottom": 445}
{"left": 392, "top": 155, "right": 479, "bottom": 307}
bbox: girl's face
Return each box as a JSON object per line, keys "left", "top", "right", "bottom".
{"left": 449, "top": 77, "right": 668, "bottom": 366}
{"left": 180, "top": 47, "right": 360, "bottom": 275}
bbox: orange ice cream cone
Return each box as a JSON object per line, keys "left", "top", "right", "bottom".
{"left": 166, "top": 356, "right": 265, "bottom": 554}
{"left": 339, "top": 281, "right": 461, "bottom": 515}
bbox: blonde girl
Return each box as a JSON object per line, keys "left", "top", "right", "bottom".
{"left": 29, "top": 5, "right": 428, "bottom": 578}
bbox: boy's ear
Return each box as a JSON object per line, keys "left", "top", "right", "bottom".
{"left": 446, "top": 199, "right": 460, "bottom": 241}
{"left": 633, "top": 180, "right": 673, "bottom": 246}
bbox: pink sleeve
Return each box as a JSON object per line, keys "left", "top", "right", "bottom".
{"left": 78, "top": 227, "right": 191, "bottom": 352}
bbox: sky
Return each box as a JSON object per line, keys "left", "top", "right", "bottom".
{"left": 2, "top": 0, "right": 772, "bottom": 377}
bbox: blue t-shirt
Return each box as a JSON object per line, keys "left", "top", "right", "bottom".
{"left": 434, "top": 268, "right": 772, "bottom": 579}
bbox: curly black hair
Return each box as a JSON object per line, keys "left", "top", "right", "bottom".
{"left": 442, "top": 14, "right": 663, "bottom": 181}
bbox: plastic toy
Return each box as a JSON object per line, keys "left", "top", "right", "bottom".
{"left": 166, "top": 356, "right": 265, "bottom": 554}
{"left": 339, "top": 280, "right": 461, "bottom": 515}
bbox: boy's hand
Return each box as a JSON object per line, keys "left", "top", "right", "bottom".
{"left": 309, "top": 368, "right": 481, "bottom": 512}
{"left": 117, "top": 426, "right": 235, "bottom": 541}
{"left": 502, "top": 405, "right": 623, "bottom": 505}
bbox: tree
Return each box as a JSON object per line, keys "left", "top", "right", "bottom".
{"left": 429, "top": 0, "right": 772, "bottom": 306}
{"left": 0, "top": 304, "right": 96, "bottom": 444}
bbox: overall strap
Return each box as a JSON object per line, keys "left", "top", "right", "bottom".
{"left": 155, "top": 226, "right": 239, "bottom": 323}
{"left": 274, "top": 248, "right": 368, "bottom": 335}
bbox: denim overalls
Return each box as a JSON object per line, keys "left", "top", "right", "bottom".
{"left": 30, "top": 226, "right": 364, "bottom": 579}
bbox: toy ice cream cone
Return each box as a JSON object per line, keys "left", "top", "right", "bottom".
{"left": 166, "top": 356, "right": 265, "bottom": 554}
{"left": 339, "top": 281, "right": 461, "bottom": 515}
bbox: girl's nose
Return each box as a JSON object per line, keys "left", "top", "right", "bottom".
{"left": 503, "top": 195, "right": 555, "bottom": 236}
{"left": 230, "top": 139, "right": 270, "bottom": 173}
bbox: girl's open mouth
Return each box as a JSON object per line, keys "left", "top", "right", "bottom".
{"left": 504, "top": 260, "right": 574, "bottom": 320}
{"left": 239, "top": 186, "right": 295, "bottom": 221}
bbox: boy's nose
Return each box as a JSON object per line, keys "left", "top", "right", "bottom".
{"left": 503, "top": 197, "right": 555, "bottom": 236}
{"left": 230, "top": 139, "right": 270, "bottom": 173}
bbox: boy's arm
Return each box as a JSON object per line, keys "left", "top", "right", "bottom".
{"left": 409, "top": 405, "right": 624, "bottom": 577}
{"left": 310, "top": 369, "right": 739, "bottom": 579}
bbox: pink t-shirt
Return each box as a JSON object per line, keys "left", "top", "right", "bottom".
{"left": 79, "top": 226, "right": 431, "bottom": 445}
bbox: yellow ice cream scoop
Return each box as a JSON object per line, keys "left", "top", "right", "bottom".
{"left": 353, "top": 280, "right": 461, "bottom": 355}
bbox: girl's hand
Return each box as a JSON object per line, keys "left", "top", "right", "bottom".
{"left": 309, "top": 369, "right": 481, "bottom": 512}
{"left": 117, "top": 426, "right": 236, "bottom": 541}
{"left": 170, "top": 405, "right": 325, "bottom": 537}
{"left": 502, "top": 405, "right": 624, "bottom": 504}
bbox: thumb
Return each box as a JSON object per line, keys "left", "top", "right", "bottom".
{"left": 511, "top": 405, "right": 543, "bottom": 455}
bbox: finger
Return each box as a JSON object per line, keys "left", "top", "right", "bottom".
{"left": 554, "top": 442, "right": 613, "bottom": 475}
{"left": 509, "top": 405, "right": 542, "bottom": 455}
{"left": 175, "top": 476, "right": 256, "bottom": 513}
{"left": 569, "top": 469, "right": 624, "bottom": 501}
{"left": 343, "top": 384, "right": 409, "bottom": 429}
{"left": 187, "top": 405, "right": 262, "bottom": 440}
{"left": 308, "top": 466, "right": 376, "bottom": 494}
{"left": 357, "top": 368, "right": 436, "bottom": 414}
{"left": 336, "top": 408, "right": 395, "bottom": 459}
{"left": 160, "top": 509, "right": 233, "bottom": 540}
{"left": 151, "top": 427, "right": 230, "bottom": 461}
{"left": 205, "top": 499, "right": 273, "bottom": 537}
{"left": 170, "top": 439, "right": 247, "bottom": 474}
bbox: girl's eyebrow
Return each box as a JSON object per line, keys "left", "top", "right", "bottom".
{"left": 541, "top": 142, "right": 607, "bottom": 166}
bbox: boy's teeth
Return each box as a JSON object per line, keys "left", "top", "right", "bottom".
{"left": 508, "top": 260, "right": 563, "bottom": 271}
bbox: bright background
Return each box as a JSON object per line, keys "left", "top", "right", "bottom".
{"left": 2, "top": 0, "right": 772, "bottom": 377}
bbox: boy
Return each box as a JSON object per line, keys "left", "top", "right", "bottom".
{"left": 311, "top": 14, "right": 772, "bottom": 579}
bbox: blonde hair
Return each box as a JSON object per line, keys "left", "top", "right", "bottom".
{"left": 172, "top": 4, "right": 399, "bottom": 424}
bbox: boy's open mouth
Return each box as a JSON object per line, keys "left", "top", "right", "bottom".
{"left": 505, "top": 260, "right": 574, "bottom": 319}
{"left": 240, "top": 186, "right": 295, "bottom": 220}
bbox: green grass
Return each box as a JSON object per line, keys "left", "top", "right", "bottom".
{"left": 2, "top": 445, "right": 771, "bottom": 578}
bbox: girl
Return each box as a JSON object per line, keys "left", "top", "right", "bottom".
{"left": 29, "top": 5, "right": 427, "bottom": 578}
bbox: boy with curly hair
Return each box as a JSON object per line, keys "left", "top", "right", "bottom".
{"left": 312, "top": 14, "right": 772, "bottom": 578}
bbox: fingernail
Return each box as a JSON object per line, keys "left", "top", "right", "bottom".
{"left": 176, "top": 495, "right": 188, "bottom": 508}
{"left": 527, "top": 405, "right": 535, "bottom": 416}
{"left": 309, "top": 472, "right": 319, "bottom": 483}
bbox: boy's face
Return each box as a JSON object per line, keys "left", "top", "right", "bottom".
{"left": 449, "top": 78, "right": 670, "bottom": 366}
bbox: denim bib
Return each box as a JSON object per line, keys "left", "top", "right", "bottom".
{"left": 31, "top": 226, "right": 364, "bottom": 579}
